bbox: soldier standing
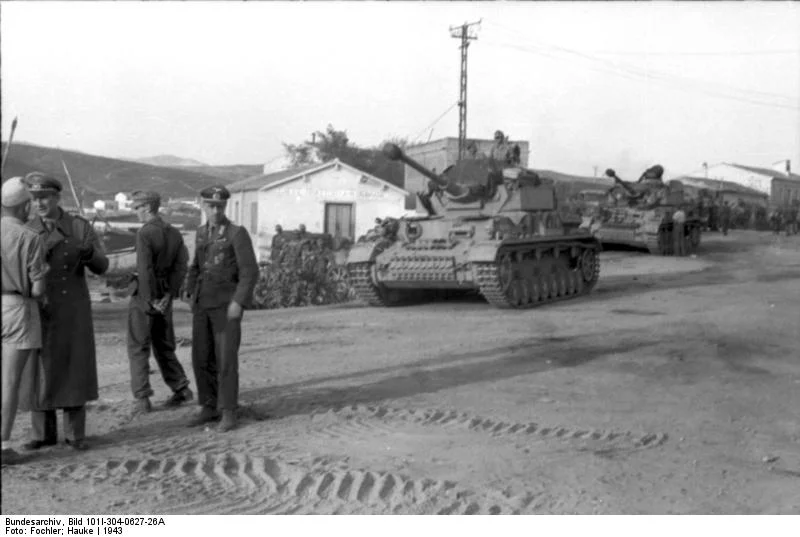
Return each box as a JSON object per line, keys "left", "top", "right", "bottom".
{"left": 20, "top": 173, "right": 109, "bottom": 452}
{"left": 184, "top": 186, "right": 258, "bottom": 432}
{"left": 672, "top": 208, "right": 687, "bottom": 256}
{"left": 720, "top": 201, "right": 731, "bottom": 236}
{"left": 127, "top": 191, "right": 193, "bottom": 414}
{"left": 2, "top": 178, "right": 47, "bottom": 465}
{"left": 271, "top": 224, "right": 284, "bottom": 262}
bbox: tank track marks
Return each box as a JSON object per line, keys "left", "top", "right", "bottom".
{"left": 474, "top": 244, "right": 600, "bottom": 309}
{"left": 314, "top": 404, "right": 667, "bottom": 452}
{"left": 14, "top": 453, "right": 533, "bottom": 515}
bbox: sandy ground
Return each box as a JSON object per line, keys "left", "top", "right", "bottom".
{"left": 2, "top": 230, "right": 799, "bottom": 515}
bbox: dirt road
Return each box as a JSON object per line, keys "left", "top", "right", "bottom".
{"left": 2, "top": 230, "right": 799, "bottom": 514}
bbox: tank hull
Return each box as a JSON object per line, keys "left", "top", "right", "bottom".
{"left": 592, "top": 206, "right": 702, "bottom": 255}
{"left": 347, "top": 234, "right": 600, "bottom": 309}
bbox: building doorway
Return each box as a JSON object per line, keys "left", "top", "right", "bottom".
{"left": 324, "top": 203, "right": 355, "bottom": 240}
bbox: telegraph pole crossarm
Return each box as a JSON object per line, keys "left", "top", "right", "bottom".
{"left": 449, "top": 20, "right": 481, "bottom": 161}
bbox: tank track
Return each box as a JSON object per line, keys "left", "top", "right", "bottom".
{"left": 347, "top": 262, "right": 389, "bottom": 306}
{"left": 474, "top": 243, "right": 600, "bottom": 309}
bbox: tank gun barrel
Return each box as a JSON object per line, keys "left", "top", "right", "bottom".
{"left": 383, "top": 143, "right": 448, "bottom": 189}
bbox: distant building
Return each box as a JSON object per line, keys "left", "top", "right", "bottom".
{"left": 403, "top": 137, "right": 530, "bottom": 201}
{"left": 226, "top": 159, "right": 409, "bottom": 262}
{"left": 676, "top": 176, "right": 769, "bottom": 207}
{"left": 93, "top": 199, "right": 119, "bottom": 212}
{"left": 687, "top": 161, "right": 800, "bottom": 206}
{"left": 115, "top": 192, "right": 133, "bottom": 211}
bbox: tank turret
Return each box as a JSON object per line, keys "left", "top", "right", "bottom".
{"left": 345, "top": 144, "right": 602, "bottom": 309}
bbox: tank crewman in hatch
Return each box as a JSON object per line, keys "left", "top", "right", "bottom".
{"left": 489, "top": 130, "right": 512, "bottom": 165}
{"left": 20, "top": 173, "right": 109, "bottom": 452}
{"left": 184, "top": 185, "right": 258, "bottom": 432}
{"left": 127, "top": 190, "right": 193, "bottom": 415}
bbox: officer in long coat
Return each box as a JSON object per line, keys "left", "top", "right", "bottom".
{"left": 184, "top": 185, "right": 258, "bottom": 432}
{"left": 20, "top": 173, "right": 109, "bottom": 451}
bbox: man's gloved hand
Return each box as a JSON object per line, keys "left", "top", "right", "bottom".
{"left": 77, "top": 244, "right": 94, "bottom": 262}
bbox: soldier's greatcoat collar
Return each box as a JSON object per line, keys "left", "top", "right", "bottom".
{"left": 29, "top": 208, "right": 73, "bottom": 237}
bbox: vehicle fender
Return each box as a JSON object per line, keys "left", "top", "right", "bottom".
{"left": 346, "top": 242, "right": 379, "bottom": 264}
{"left": 467, "top": 242, "right": 501, "bottom": 263}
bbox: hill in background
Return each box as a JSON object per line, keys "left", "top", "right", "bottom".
{"left": 1, "top": 142, "right": 243, "bottom": 202}
{"left": 134, "top": 154, "right": 209, "bottom": 167}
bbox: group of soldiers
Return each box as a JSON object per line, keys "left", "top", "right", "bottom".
{"left": 253, "top": 225, "right": 350, "bottom": 309}
{"left": 768, "top": 204, "right": 800, "bottom": 235}
{"left": 1, "top": 176, "right": 257, "bottom": 466}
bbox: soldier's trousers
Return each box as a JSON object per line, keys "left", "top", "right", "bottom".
{"left": 191, "top": 306, "right": 240, "bottom": 411}
{"left": 673, "top": 223, "right": 685, "bottom": 256}
{"left": 31, "top": 407, "right": 85, "bottom": 442}
{"left": 127, "top": 297, "right": 190, "bottom": 400}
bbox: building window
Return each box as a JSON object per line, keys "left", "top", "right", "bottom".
{"left": 324, "top": 203, "right": 355, "bottom": 240}
{"left": 250, "top": 202, "right": 258, "bottom": 234}
{"left": 233, "top": 201, "right": 240, "bottom": 223}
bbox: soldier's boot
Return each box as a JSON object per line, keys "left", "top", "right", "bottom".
{"left": 164, "top": 387, "right": 194, "bottom": 408}
{"left": 133, "top": 397, "right": 153, "bottom": 415}
{"left": 187, "top": 406, "right": 220, "bottom": 428}
{"left": 218, "top": 410, "right": 237, "bottom": 433}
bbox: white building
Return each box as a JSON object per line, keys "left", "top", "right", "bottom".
{"left": 115, "top": 192, "right": 133, "bottom": 211}
{"left": 687, "top": 161, "right": 800, "bottom": 206}
{"left": 226, "top": 159, "right": 409, "bottom": 261}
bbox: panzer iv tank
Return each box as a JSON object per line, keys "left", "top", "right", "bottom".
{"left": 345, "top": 144, "right": 602, "bottom": 309}
{"left": 582, "top": 167, "right": 703, "bottom": 256}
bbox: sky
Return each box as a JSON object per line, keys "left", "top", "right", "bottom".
{"left": 2, "top": 1, "right": 799, "bottom": 180}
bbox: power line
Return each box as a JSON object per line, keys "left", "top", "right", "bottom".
{"left": 481, "top": 36, "right": 799, "bottom": 111}
{"left": 410, "top": 102, "right": 459, "bottom": 144}
{"left": 482, "top": 21, "right": 799, "bottom": 106}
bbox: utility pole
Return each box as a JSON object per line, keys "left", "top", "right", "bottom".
{"left": 450, "top": 20, "right": 481, "bottom": 160}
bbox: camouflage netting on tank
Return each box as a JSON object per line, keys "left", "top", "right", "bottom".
{"left": 251, "top": 230, "right": 355, "bottom": 309}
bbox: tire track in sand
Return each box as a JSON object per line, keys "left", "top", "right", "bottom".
{"left": 309, "top": 404, "right": 668, "bottom": 451}
{"left": 13, "top": 453, "right": 540, "bottom": 515}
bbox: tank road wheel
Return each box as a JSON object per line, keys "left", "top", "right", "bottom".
{"left": 519, "top": 278, "right": 533, "bottom": 305}
{"left": 538, "top": 275, "right": 550, "bottom": 301}
{"left": 573, "top": 271, "right": 584, "bottom": 295}
{"left": 557, "top": 269, "right": 569, "bottom": 297}
{"left": 580, "top": 248, "right": 600, "bottom": 291}
{"left": 497, "top": 252, "right": 514, "bottom": 292}
{"left": 508, "top": 280, "right": 525, "bottom": 307}
{"left": 566, "top": 270, "right": 576, "bottom": 295}
{"left": 530, "top": 278, "right": 542, "bottom": 303}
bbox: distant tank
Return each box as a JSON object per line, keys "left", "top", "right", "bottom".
{"left": 582, "top": 167, "right": 702, "bottom": 255}
{"left": 345, "top": 144, "right": 601, "bottom": 309}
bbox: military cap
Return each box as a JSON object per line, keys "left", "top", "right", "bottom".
{"left": 2, "top": 177, "right": 32, "bottom": 207}
{"left": 24, "top": 172, "right": 63, "bottom": 195}
{"left": 131, "top": 190, "right": 161, "bottom": 208}
{"left": 200, "top": 185, "right": 230, "bottom": 204}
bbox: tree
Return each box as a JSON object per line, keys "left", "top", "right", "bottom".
{"left": 282, "top": 126, "right": 408, "bottom": 188}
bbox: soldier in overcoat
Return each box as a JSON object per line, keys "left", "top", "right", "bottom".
{"left": 20, "top": 173, "right": 109, "bottom": 451}
{"left": 184, "top": 185, "right": 258, "bottom": 432}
